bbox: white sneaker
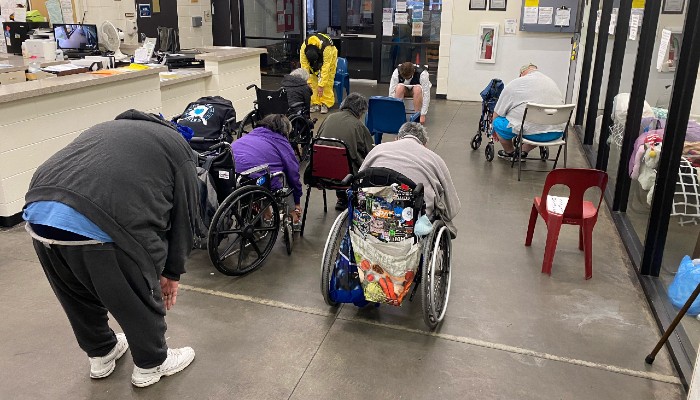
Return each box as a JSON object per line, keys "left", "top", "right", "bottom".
{"left": 89, "top": 333, "right": 129, "bottom": 379}
{"left": 131, "top": 347, "right": 195, "bottom": 388}
{"left": 309, "top": 104, "right": 321, "bottom": 113}
{"left": 320, "top": 104, "right": 329, "bottom": 114}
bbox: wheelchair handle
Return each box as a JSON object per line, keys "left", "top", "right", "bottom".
{"left": 246, "top": 84, "right": 257, "bottom": 90}
{"left": 207, "top": 142, "right": 230, "bottom": 152}
{"left": 340, "top": 174, "right": 354, "bottom": 186}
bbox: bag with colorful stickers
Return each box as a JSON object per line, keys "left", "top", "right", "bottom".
{"left": 349, "top": 184, "right": 421, "bottom": 306}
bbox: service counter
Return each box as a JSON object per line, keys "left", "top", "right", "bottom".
{"left": 0, "top": 46, "right": 265, "bottom": 225}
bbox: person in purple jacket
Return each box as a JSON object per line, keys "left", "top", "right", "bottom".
{"left": 232, "top": 114, "right": 303, "bottom": 225}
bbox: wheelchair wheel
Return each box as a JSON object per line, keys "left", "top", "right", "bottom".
{"left": 485, "top": 142, "right": 494, "bottom": 162}
{"left": 421, "top": 220, "right": 452, "bottom": 330}
{"left": 207, "top": 185, "right": 280, "bottom": 276}
{"left": 470, "top": 134, "right": 482, "bottom": 150}
{"left": 283, "top": 213, "right": 293, "bottom": 256}
{"left": 540, "top": 146, "right": 550, "bottom": 161}
{"left": 289, "top": 115, "right": 313, "bottom": 161}
{"left": 320, "top": 209, "right": 348, "bottom": 307}
{"left": 237, "top": 111, "right": 257, "bottom": 139}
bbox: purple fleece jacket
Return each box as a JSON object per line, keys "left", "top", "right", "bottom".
{"left": 232, "top": 127, "right": 303, "bottom": 203}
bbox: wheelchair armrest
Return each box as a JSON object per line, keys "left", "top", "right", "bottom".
{"left": 289, "top": 101, "right": 306, "bottom": 110}
{"left": 340, "top": 174, "right": 354, "bottom": 186}
{"left": 207, "top": 142, "right": 229, "bottom": 152}
{"left": 239, "top": 164, "right": 270, "bottom": 177}
{"left": 414, "top": 183, "right": 424, "bottom": 197}
{"left": 270, "top": 170, "right": 287, "bottom": 188}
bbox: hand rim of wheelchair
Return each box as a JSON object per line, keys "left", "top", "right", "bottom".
{"left": 421, "top": 220, "right": 452, "bottom": 329}
{"left": 283, "top": 205, "right": 294, "bottom": 256}
{"left": 207, "top": 185, "right": 281, "bottom": 276}
{"left": 320, "top": 209, "right": 348, "bottom": 307}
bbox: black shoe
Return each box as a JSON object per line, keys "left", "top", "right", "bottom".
{"left": 497, "top": 150, "right": 516, "bottom": 160}
{"left": 335, "top": 199, "right": 347, "bottom": 211}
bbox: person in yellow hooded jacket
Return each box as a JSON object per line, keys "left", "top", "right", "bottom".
{"left": 300, "top": 32, "right": 338, "bottom": 114}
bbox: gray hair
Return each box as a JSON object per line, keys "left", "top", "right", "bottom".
{"left": 398, "top": 122, "right": 428, "bottom": 145}
{"left": 257, "top": 114, "right": 292, "bottom": 137}
{"left": 290, "top": 68, "right": 309, "bottom": 81}
{"left": 339, "top": 92, "right": 368, "bottom": 118}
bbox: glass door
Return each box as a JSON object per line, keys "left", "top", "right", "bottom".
{"left": 379, "top": 0, "right": 441, "bottom": 84}
{"left": 241, "top": 0, "right": 304, "bottom": 75}
{"left": 341, "top": 0, "right": 380, "bottom": 80}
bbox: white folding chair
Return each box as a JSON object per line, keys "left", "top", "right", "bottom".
{"left": 512, "top": 103, "right": 575, "bottom": 181}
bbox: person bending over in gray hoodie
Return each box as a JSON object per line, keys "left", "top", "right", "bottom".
{"left": 23, "top": 110, "right": 199, "bottom": 388}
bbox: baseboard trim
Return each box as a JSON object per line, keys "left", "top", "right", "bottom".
{"left": 436, "top": 94, "right": 447, "bottom": 99}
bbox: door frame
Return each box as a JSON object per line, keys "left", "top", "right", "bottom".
{"left": 339, "top": 0, "right": 382, "bottom": 81}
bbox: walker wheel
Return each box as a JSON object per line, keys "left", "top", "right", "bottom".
{"left": 470, "top": 134, "right": 482, "bottom": 150}
{"left": 485, "top": 143, "right": 494, "bottom": 162}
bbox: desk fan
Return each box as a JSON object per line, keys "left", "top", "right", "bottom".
{"left": 100, "top": 21, "right": 127, "bottom": 61}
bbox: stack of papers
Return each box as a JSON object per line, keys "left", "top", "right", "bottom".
{"left": 42, "top": 64, "right": 87, "bottom": 73}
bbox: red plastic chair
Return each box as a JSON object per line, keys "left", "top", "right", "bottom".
{"left": 525, "top": 168, "right": 608, "bottom": 280}
{"left": 300, "top": 137, "right": 353, "bottom": 237}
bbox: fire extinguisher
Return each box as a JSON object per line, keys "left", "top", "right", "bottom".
{"left": 484, "top": 31, "right": 493, "bottom": 59}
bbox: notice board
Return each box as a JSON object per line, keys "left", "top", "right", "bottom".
{"left": 520, "top": 0, "right": 584, "bottom": 33}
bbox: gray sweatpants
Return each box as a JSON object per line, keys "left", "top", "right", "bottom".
{"left": 30, "top": 227, "right": 168, "bottom": 369}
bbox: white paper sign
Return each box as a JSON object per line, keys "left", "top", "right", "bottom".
{"left": 382, "top": 8, "right": 392, "bottom": 22}
{"left": 609, "top": 10, "right": 618, "bottom": 35}
{"left": 395, "top": 12, "right": 408, "bottom": 24}
{"left": 13, "top": 7, "right": 26, "bottom": 22}
{"left": 629, "top": 24, "right": 638, "bottom": 40}
{"left": 45, "top": 0, "right": 64, "bottom": 24}
{"left": 657, "top": 29, "right": 672, "bottom": 71}
{"left": 504, "top": 18, "right": 517, "bottom": 34}
{"left": 396, "top": 1, "right": 406, "bottom": 12}
{"left": 538, "top": 7, "right": 553, "bottom": 24}
{"left": 412, "top": 21, "right": 423, "bottom": 36}
{"left": 383, "top": 21, "right": 393, "bottom": 36}
{"left": 555, "top": 7, "right": 570, "bottom": 26}
{"left": 523, "top": 7, "right": 538, "bottom": 24}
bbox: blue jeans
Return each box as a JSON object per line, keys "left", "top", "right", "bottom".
{"left": 492, "top": 116, "right": 563, "bottom": 142}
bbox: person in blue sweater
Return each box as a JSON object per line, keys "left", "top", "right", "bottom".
{"left": 232, "top": 114, "right": 303, "bottom": 225}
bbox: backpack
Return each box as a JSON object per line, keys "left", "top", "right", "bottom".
{"left": 193, "top": 155, "right": 220, "bottom": 249}
{"left": 177, "top": 96, "right": 236, "bottom": 151}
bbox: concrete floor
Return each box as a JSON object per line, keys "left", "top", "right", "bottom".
{"left": 0, "top": 81, "right": 687, "bottom": 399}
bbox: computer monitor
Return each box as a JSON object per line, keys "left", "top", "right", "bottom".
{"left": 53, "top": 24, "right": 98, "bottom": 51}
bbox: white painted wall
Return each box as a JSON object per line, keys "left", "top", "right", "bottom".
{"left": 439, "top": 0, "right": 574, "bottom": 102}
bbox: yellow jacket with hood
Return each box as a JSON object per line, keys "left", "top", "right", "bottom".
{"left": 300, "top": 33, "right": 337, "bottom": 88}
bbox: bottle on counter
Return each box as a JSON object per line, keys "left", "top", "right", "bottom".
{"left": 21, "top": 42, "right": 28, "bottom": 59}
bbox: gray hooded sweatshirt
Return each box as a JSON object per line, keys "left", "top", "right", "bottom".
{"left": 24, "top": 110, "right": 199, "bottom": 284}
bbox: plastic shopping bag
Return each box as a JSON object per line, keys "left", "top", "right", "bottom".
{"left": 668, "top": 256, "right": 700, "bottom": 316}
{"left": 329, "top": 231, "right": 369, "bottom": 308}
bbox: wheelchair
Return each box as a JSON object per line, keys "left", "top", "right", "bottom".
{"left": 238, "top": 84, "right": 317, "bottom": 160}
{"left": 320, "top": 167, "right": 453, "bottom": 329}
{"left": 207, "top": 164, "right": 297, "bottom": 276}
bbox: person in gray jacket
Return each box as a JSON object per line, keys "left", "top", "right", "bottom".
{"left": 315, "top": 92, "right": 375, "bottom": 210}
{"left": 23, "top": 110, "right": 199, "bottom": 388}
{"left": 281, "top": 68, "right": 313, "bottom": 117}
{"left": 360, "top": 122, "right": 461, "bottom": 235}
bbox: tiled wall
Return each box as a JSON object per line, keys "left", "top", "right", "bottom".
{"left": 77, "top": 0, "right": 213, "bottom": 48}
{"left": 177, "top": 0, "right": 213, "bottom": 49}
